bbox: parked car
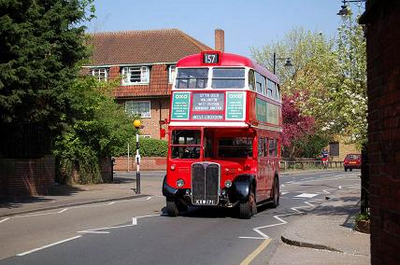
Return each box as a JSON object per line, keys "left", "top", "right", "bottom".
{"left": 343, "top": 154, "right": 362, "bottom": 171}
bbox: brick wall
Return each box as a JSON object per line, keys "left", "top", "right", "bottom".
{"left": 113, "top": 156, "right": 166, "bottom": 172}
{"left": 331, "top": 136, "right": 360, "bottom": 162}
{"left": 361, "top": 1, "right": 400, "bottom": 264}
{"left": 0, "top": 156, "right": 55, "bottom": 199}
{"left": 109, "top": 64, "right": 171, "bottom": 139}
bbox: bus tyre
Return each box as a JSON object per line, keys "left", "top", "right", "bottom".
{"left": 239, "top": 190, "right": 256, "bottom": 219}
{"left": 272, "top": 177, "right": 280, "bottom": 208}
{"left": 166, "top": 198, "right": 179, "bottom": 217}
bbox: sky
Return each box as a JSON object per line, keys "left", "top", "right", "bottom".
{"left": 85, "top": 0, "right": 349, "bottom": 58}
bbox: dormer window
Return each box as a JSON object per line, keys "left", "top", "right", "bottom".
{"left": 122, "top": 66, "right": 150, "bottom": 85}
{"left": 91, "top": 68, "right": 108, "bottom": 82}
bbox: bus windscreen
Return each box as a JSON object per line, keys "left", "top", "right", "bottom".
{"left": 212, "top": 68, "right": 245, "bottom": 89}
{"left": 175, "top": 68, "right": 208, "bottom": 89}
{"left": 171, "top": 130, "right": 201, "bottom": 159}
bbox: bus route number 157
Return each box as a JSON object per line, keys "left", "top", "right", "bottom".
{"left": 203, "top": 53, "right": 219, "bottom": 64}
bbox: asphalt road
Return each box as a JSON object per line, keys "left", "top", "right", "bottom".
{"left": 0, "top": 170, "right": 361, "bottom": 265}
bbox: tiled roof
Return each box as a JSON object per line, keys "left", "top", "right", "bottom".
{"left": 87, "top": 29, "right": 212, "bottom": 66}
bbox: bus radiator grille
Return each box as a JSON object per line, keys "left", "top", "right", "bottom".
{"left": 191, "top": 163, "right": 220, "bottom": 206}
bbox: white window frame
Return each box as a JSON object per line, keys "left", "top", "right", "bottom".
{"left": 125, "top": 101, "right": 151, "bottom": 118}
{"left": 122, "top": 66, "right": 150, "bottom": 85}
{"left": 91, "top": 68, "right": 108, "bottom": 82}
{"left": 168, "top": 65, "right": 176, "bottom": 83}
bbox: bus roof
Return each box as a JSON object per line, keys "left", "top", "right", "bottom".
{"left": 176, "top": 52, "right": 280, "bottom": 84}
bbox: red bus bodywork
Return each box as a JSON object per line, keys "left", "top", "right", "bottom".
{"left": 163, "top": 51, "right": 282, "bottom": 219}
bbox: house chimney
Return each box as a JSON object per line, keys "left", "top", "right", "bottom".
{"left": 215, "top": 29, "right": 225, "bottom": 52}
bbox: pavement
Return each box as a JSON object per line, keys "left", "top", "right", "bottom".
{"left": 0, "top": 173, "right": 161, "bottom": 218}
{"left": 269, "top": 187, "right": 370, "bottom": 265}
{"left": 0, "top": 171, "right": 370, "bottom": 264}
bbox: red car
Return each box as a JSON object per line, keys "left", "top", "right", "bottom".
{"left": 343, "top": 154, "right": 362, "bottom": 171}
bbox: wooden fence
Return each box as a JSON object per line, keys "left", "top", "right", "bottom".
{"left": 280, "top": 160, "right": 343, "bottom": 171}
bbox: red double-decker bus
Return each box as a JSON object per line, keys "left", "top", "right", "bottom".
{"left": 162, "top": 51, "right": 282, "bottom": 219}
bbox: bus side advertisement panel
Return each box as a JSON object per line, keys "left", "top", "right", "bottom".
{"left": 256, "top": 97, "right": 279, "bottom": 125}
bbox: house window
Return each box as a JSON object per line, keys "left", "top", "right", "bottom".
{"left": 169, "top": 65, "right": 176, "bottom": 83}
{"left": 125, "top": 101, "right": 151, "bottom": 118}
{"left": 122, "top": 66, "right": 150, "bottom": 85}
{"left": 91, "top": 68, "right": 108, "bottom": 82}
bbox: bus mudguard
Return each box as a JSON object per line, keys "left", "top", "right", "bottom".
{"left": 232, "top": 174, "right": 256, "bottom": 202}
{"left": 162, "top": 175, "right": 179, "bottom": 198}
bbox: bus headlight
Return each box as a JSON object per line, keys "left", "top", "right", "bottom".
{"left": 176, "top": 178, "right": 185, "bottom": 188}
{"left": 224, "top": 180, "right": 232, "bottom": 188}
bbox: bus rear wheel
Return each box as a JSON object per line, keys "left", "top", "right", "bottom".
{"left": 239, "top": 190, "right": 256, "bottom": 219}
{"left": 271, "top": 177, "right": 280, "bottom": 208}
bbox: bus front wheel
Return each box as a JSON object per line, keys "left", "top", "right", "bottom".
{"left": 166, "top": 198, "right": 179, "bottom": 217}
{"left": 239, "top": 190, "right": 256, "bottom": 219}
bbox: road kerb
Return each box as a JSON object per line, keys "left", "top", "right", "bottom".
{"left": 281, "top": 234, "right": 342, "bottom": 252}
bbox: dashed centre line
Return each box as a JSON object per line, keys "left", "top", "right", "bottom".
{"left": 17, "top": 236, "right": 82, "bottom": 257}
{"left": 295, "top": 193, "right": 319, "bottom": 198}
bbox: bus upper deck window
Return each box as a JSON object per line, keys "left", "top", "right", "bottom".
{"left": 212, "top": 68, "right": 245, "bottom": 89}
{"left": 175, "top": 68, "right": 208, "bottom": 89}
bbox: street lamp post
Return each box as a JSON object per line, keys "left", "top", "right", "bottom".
{"left": 337, "top": 0, "right": 366, "bottom": 16}
{"left": 133, "top": 119, "right": 141, "bottom": 194}
{"left": 273, "top": 52, "right": 293, "bottom": 74}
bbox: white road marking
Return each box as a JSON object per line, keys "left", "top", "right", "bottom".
{"left": 16, "top": 235, "right": 82, "bottom": 256}
{"left": 76, "top": 214, "right": 158, "bottom": 234}
{"left": 107, "top": 202, "right": 116, "bottom": 205}
{"left": 78, "top": 230, "right": 110, "bottom": 234}
{"left": 239, "top": 200, "right": 317, "bottom": 240}
{"left": 136, "top": 214, "right": 159, "bottom": 219}
{"left": 0, "top": 218, "right": 10, "bottom": 224}
{"left": 295, "top": 193, "right": 319, "bottom": 198}
{"left": 57, "top": 208, "right": 68, "bottom": 213}
{"left": 238, "top": 237, "right": 267, "bottom": 240}
{"left": 145, "top": 196, "right": 152, "bottom": 201}
{"left": 16, "top": 211, "right": 64, "bottom": 219}
{"left": 281, "top": 192, "right": 289, "bottom": 195}
{"left": 287, "top": 175, "right": 347, "bottom": 185}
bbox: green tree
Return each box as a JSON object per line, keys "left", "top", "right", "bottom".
{"left": 251, "top": 13, "right": 367, "bottom": 149}
{"left": 0, "top": 0, "right": 94, "bottom": 128}
{"left": 53, "top": 77, "right": 135, "bottom": 184}
{"left": 251, "top": 27, "right": 335, "bottom": 85}
{"left": 251, "top": 28, "right": 335, "bottom": 156}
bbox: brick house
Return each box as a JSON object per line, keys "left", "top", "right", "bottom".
{"left": 84, "top": 29, "right": 220, "bottom": 139}
{"left": 359, "top": 1, "right": 400, "bottom": 264}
